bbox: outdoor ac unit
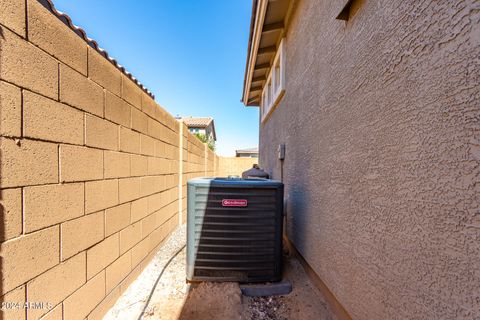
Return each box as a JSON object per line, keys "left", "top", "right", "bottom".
{"left": 186, "top": 177, "right": 284, "bottom": 282}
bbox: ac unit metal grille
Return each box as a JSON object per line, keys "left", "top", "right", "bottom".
{"left": 187, "top": 179, "right": 283, "bottom": 282}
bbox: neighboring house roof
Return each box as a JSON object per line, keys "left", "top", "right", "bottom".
{"left": 242, "top": 0, "right": 295, "bottom": 106}
{"left": 181, "top": 117, "right": 217, "bottom": 141}
{"left": 236, "top": 147, "right": 259, "bottom": 154}
{"left": 37, "top": 0, "right": 154, "bottom": 98}
{"left": 183, "top": 117, "right": 213, "bottom": 128}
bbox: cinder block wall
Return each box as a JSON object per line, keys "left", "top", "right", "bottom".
{"left": 178, "top": 123, "right": 216, "bottom": 224}
{"left": 0, "top": 2, "right": 213, "bottom": 319}
{"left": 216, "top": 157, "right": 258, "bottom": 178}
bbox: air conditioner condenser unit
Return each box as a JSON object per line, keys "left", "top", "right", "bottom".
{"left": 186, "top": 177, "right": 284, "bottom": 283}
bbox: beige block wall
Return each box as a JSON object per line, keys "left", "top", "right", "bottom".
{"left": 216, "top": 157, "right": 258, "bottom": 178}
{"left": 179, "top": 122, "right": 211, "bottom": 224}
{"left": 0, "top": 2, "right": 216, "bottom": 319}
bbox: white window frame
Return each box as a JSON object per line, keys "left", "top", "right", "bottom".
{"left": 261, "top": 39, "right": 286, "bottom": 123}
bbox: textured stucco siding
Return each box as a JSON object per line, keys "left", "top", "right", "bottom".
{"left": 259, "top": 0, "right": 480, "bottom": 319}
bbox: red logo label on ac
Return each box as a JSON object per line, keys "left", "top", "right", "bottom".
{"left": 222, "top": 199, "right": 248, "bottom": 207}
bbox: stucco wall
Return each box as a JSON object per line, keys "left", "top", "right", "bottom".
{"left": 259, "top": 0, "right": 479, "bottom": 319}
{"left": 0, "top": 2, "right": 214, "bottom": 319}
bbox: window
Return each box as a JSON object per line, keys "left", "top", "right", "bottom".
{"left": 261, "top": 39, "right": 286, "bottom": 122}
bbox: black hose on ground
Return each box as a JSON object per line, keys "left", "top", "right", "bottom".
{"left": 137, "top": 244, "right": 187, "bottom": 320}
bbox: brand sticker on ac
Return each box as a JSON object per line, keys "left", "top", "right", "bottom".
{"left": 222, "top": 199, "right": 248, "bottom": 207}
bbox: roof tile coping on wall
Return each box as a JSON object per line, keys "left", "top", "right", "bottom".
{"left": 37, "top": 0, "right": 155, "bottom": 99}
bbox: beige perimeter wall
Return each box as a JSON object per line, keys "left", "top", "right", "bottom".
{"left": 259, "top": 0, "right": 479, "bottom": 319}
{"left": 215, "top": 157, "right": 258, "bottom": 178}
{"left": 0, "top": 2, "right": 247, "bottom": 319}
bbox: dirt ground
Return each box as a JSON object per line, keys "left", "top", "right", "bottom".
{"left": 105, "top": 226, "right": 335, "bottom": 320}
{"left": 175, "top": 257, "right": 335, "bottom": 320}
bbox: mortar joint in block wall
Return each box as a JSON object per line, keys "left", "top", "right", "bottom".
{"left": 0, "top": 2, "right": 248, "bottom": 320}
{"left": 36, "top": 0, "right": 155, "bottom": 99}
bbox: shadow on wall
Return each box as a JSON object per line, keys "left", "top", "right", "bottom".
{"left": 280, "top": 141, "right": 314, "bottom": 261}
{"left": 287, "top": 184, "right": 308, "bottom": 252}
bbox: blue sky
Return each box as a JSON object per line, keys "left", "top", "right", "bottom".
{"left": 53, "top": 0, "right": 258, "bottom": 156}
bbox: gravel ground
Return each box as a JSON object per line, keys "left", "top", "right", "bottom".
{"left": 104, "top": 225, "right": 335, "bottom": 320}
{"left": 244, "top": 255, "right": 335, "bottom": 320}
{"left": 248, "top": 296, "right": 286, "bottom": 320}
